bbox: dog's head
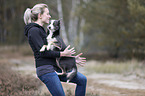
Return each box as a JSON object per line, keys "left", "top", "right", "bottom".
{"left": 48, "top": 20, "right": 60, "bottom": 32}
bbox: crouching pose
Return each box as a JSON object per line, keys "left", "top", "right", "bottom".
{"left": 40, "top": 19, "right": 78, "bottom": 83}
{"left": 24, "top": 3, "right": 87, "bottom": 96}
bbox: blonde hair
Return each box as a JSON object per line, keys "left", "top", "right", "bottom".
{"left": 23, "top": 4, "right": 48, "bottom": 25}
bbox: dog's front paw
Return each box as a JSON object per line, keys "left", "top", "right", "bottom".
{"left": 40, "top": 45, "right": 47, "bottom": 52}
{"left": 47, "top": 44, "right": 51, "bottom": 50}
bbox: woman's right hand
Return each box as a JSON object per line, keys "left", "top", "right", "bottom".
{"left": 60, "top": 45, "right": 76, "bottom": 57}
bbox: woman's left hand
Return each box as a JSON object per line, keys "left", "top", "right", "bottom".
{"left": 75, "top": 53, "right": 86, "bottom": 67}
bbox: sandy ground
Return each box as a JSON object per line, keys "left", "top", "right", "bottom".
{"left": 8, "top": 56, "right": 145, "bottom": 96}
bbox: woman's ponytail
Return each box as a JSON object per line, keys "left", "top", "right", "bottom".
{"left": 23, "top": 8, "right": 32, "bottom": 25}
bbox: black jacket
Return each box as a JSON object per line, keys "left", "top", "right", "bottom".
{"left": 24, "top": 23, "right": 60, "bottom": 68}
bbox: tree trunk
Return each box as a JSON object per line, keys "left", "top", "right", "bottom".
{"left": 68, "top": 0, "right": 80, "bottom": 46}
{"left": 78, "top": 18, "right": 85, "bottom": 51}
{"left": 3, "top": 0, "right": 7, "bottom": 44}
{"left": 57, "top": 0, "right": 68, "bottom": 44}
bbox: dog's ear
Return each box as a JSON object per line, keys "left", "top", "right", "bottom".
{"left": 57, "top": 20, "right": 60, "bottom": 27}
{"left": 58, "top": 18, "right": 62, "bottom": 24}
{"left": 58, "top": 20, "right": 60, "bottom": 24}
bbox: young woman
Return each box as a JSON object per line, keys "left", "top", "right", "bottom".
{"left": 24, "top": 3, "right": 87, "bottom": 96}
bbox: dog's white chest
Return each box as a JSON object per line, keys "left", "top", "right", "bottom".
{"left": 40, "top": 19, "right": 60, "bottom": 52}
{"left": 46, "top": 33, "right": 57, "bottom": 50}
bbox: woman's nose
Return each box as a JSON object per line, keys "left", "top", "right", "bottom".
{"left": 49, "top": 15, "right": 51, "bottom": 19}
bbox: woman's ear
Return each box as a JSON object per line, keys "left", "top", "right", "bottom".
{"left": 38, "top": 13, "right": 42, "bottom": 19}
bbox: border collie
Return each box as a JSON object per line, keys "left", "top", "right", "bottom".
{"left": 40, "top": 20, "right": 77, "bottom": 83}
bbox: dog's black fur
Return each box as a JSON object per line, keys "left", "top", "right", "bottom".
{"left": 48, "top": 20, "right": 77, "bottom": 83}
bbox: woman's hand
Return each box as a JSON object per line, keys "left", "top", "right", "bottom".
{"left": 60, "top": 46, "right": 86, "bottom": 66}
{"left": 60, "top": 45, "right": 76, "bottom": 57}
{"left": 75, "top": 53, "right": 86, "bottom": 67}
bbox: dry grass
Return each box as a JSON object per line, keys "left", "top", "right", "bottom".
{"left": 83, "top": 60, "right": 145, "bottom": 96}
{"left": 85, "top": 60, "right": 145, "bottom": 76}
{"left": 0, "top": 60, "right": 41, "bottom": 96}
{"left": 87, "top": 78, "right": 145, "bottom": 96}
{"left": 0, "top": 45, "right": 33, "bottom": 56}
{"left": 1, "top": 45, "right": 145, "bottom": 96}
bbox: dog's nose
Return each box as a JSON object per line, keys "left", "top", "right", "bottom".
{"left": 48, "top": 26, "right": 51, "bottom": 29}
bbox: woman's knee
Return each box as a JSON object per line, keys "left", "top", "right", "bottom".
{"left": 76, "top": 72, "right": 87, "bottom": 85}
{"left": 81, "top": 75, "right": 87, "bottom": 85}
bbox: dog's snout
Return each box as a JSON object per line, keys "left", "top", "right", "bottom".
{"left": 48, "top": 26, "right": 51, "bottom": 29}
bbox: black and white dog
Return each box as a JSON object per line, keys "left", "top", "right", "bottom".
{"left": 40, "top": 20, "right": 60, "bottom": 51}
{"left": 40, "top": 20, "right": 77, "bottom": 83}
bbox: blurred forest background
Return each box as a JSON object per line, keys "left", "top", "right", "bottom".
{"left": 0, "top": 0, "right": 145, "bottom": 60}
{"left": 1, "top": 0, "right": 145, "bottom": 96}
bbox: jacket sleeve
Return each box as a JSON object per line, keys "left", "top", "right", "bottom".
{"left": 28, "top": 27, "right": 60, "bottom": 58}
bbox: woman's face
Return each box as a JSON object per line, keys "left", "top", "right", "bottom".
{"left": 41, "top": 8, "right": 51, "bottom": 24}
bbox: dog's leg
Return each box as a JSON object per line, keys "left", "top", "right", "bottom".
{"left": 47, "top": 42, "right": 52, "bottom": 50}
{"left": 66, "top": 68, "right": 77, "bottom": 83}
{"left": 56, "top": 59, "right": 66, "bottom": 75}
{"left": 40, "top": 45, "right": 47, "bottom": 52}
{"left": 55, "top": 70, "right": 66, "bottom": 75}
{"left": 52, "top": 43, "right": 61, "bottom": 50}
{"left": 67, "top": 80, "right": 70, "bottom": 83}
{"left": 55, "top": 71, "right": 64, "bottom": 75}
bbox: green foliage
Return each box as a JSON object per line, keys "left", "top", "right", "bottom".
{"left": 77, "top": 0, "right": 145, "bottom": 59}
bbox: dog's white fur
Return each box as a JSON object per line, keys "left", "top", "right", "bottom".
{"left": 40, "top": 20, "right": 59, "bottom": 52}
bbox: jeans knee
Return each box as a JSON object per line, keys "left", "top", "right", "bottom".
{"left": 80, "top": 75, "right": 87, "bottom": 86}
{"left": 83, "top": 76, "right": 87, "bottom": 84}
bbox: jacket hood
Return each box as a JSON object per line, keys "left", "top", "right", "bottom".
{"left": 24, "top": 23, "right": 44, "bottom": 37}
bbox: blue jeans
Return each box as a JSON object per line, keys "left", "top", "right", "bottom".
{"left": 38, "top": 72, "right": 87, "bottom": 96}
